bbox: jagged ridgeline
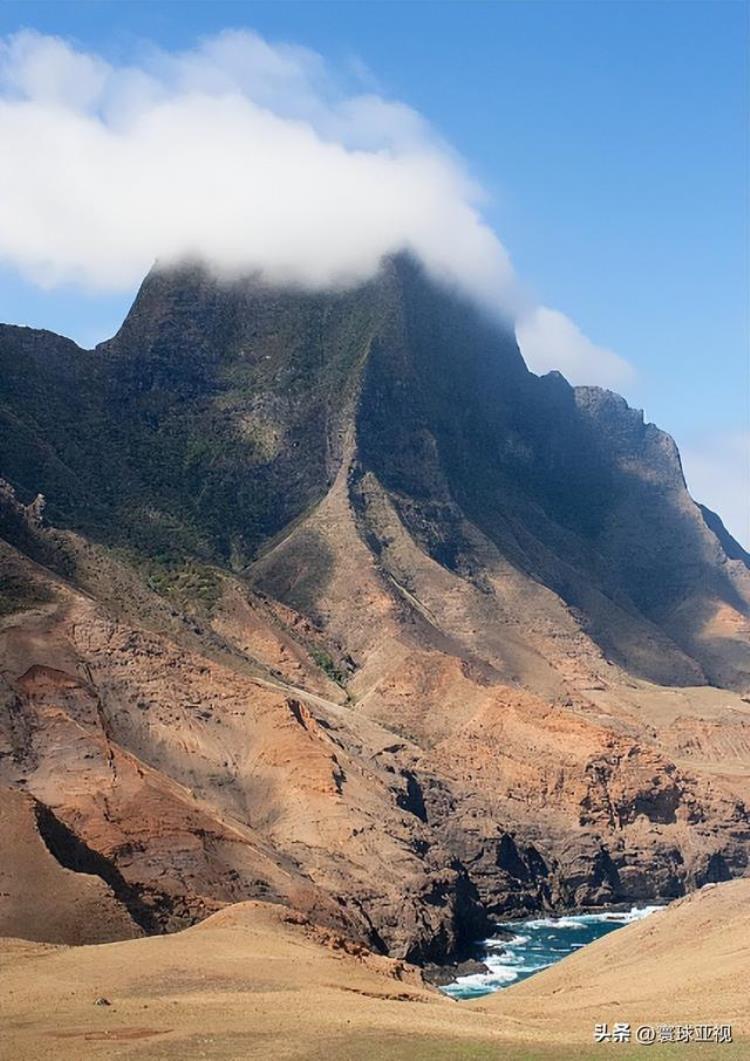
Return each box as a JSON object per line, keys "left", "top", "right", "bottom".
{"left": 1, "top": 254, "right": 749, "bottom": 962}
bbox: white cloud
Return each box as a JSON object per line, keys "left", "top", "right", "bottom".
{"left": 0, "top": 28, "right": 636, "bottom": 393}
{"left": 0, "top": 29, "right": 516, "bottom": 309}
{"left": 680, "top": 430, "right": 750, "bottom": 550}
{"left": 515, "top": 305, "right": 635, "bottom": 389}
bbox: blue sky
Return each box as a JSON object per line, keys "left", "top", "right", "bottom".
{"left": 0, "top": 1, "right": 747, "bottom": 543}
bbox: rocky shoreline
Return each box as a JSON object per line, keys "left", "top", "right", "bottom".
{"left": 422, "top": 899, "right": 670, "bottom": 988}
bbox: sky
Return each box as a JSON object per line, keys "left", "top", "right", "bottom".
{"left": 0, "top": 1, "right": 747, "bottom": 545}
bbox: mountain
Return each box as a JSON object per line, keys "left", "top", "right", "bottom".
{"left": 1, "top": 254, "right": 749, "bottom": 964}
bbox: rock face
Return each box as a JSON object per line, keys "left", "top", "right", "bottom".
{"left": 0, "top": 255, "right": 748, "bottom": 960}
{"left": 0, "top": 786, "right": 142, "bottom": 944}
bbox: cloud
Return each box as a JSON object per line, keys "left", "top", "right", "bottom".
{"left": 0, "top": 28, "right": 517, "bottom": 309}
{"left": 680, "top": 430, "right": 750, "bottom": 550}
{"left": 515, "top": 305, "right": 635, "bottom": 389}
{"left": 0, "top": 27, "right": 635, "bottom": 391}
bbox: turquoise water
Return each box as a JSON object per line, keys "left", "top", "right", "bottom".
{"left": 442, "top": 905, "right": 660, "bottom": 1000}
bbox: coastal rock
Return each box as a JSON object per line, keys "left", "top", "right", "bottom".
{"left": 423, "top": 958, "right": 492, "bottom": 987}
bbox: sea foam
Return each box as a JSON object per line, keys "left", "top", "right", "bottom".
{"left": 442, "top": 904, "right": 661, "bottom": 1000}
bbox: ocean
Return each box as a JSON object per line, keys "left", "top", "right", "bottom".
{"left": 442, "top": 905, "right": 661, "bottom": 1000}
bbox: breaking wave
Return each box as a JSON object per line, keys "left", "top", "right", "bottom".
{"left": 442, "top": 904, "right": 662, "bottom": 1000}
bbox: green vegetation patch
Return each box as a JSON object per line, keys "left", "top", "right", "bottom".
{"left": 0, "top": 570, "right": 53, "bottom": 616}
{"left": 310, "top": 646, "right": 347, "bottom": 688}
{"left": 145, "top": 556, "right": 223, "bottom": 613}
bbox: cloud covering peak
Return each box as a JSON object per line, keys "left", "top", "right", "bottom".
{"left": 0, "top": 27, "right": 636, "bottom": 392}
{"left": 0, "top": 28, "right": 516, "bottom": 306}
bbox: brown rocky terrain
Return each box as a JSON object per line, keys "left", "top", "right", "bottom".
{"left": 1, "top": 255, "right": 748, "bottom": 969}
{"left": 0, "top": 786, "right": 142, "bottom": 944}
